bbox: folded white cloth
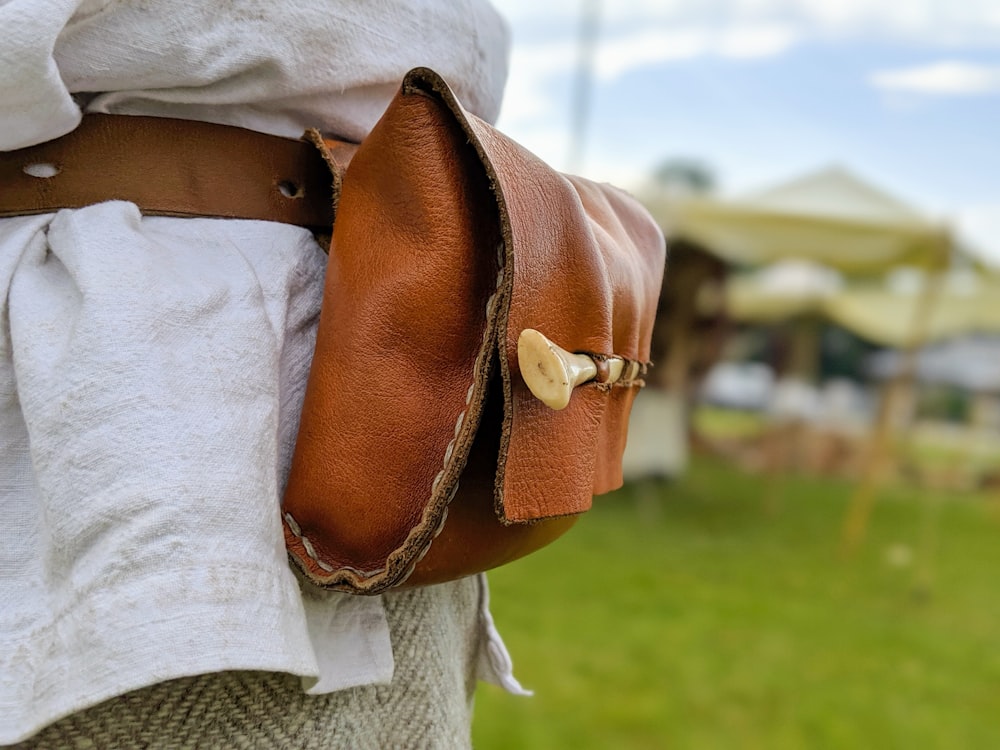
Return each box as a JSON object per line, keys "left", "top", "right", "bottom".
{"left": 0, "top": 1, "right": 524, "bottom": 744}
{"left": 1, "top": 0, "right": 510, "bottom": 150}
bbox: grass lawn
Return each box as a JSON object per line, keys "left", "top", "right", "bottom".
{"left": 472, "top": 456, "right": 1000, "bottom": 749}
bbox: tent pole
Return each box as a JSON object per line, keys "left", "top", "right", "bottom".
{"left": 839, "top": 259, "right": 947, "bottom": 557}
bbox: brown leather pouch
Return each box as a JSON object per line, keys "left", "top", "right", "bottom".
{"left": 282, "top": 68, "right": 665, "bottom": 594}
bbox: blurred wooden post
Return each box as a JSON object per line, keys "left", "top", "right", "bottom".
{"left": 791, "top": 317, "right": 821, "bottom": 383}
{"left": 758, "top": 318, "right": 816, "bottom": 516}
{"left": 839, "top": 239, "right": 950, "bottom": 557}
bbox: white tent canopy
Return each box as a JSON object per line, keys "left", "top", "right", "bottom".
{"left": 644, "top": 167, "right": 952, "bottom": 274}
{"left": 726, "top": 264, "right": 1000, "bottom": 348}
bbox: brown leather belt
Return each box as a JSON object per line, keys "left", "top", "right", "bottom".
{"left": 0, "top": 114, "right": 340, "bottom": 229}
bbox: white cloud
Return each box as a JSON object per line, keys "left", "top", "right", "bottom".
{"left": 498, "top": 22, "right": 799, "bottom": 129}
{"left": 491, "top": 0, "right": 1000, "bottom": 133}
{"left": 716, "top": 24, "right": 801, "bottom": 58}
{"left": 870, "top": 61, "right": 1000, "bottom": 95}
{"left": 595, "top": 29, "right": 710, "bottom": 81}
{"left": 595, "top": 25, "right": 799, "bottom": 81}
{"left": 492, "top": 0, "right": 1000, "bottom": 46}
{"left": 490, "top": 0, "right": 1000, "bottom": 177}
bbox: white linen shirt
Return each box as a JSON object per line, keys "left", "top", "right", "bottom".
{"left": 0, "top": 1, "right": 525, "bottom": 744}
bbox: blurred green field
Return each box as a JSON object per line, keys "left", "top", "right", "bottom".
{"left": 472, "top": 456, "right": 1000, "bottom": 749}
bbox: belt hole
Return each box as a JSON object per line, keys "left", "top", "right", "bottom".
{"left": 23, "top": 162, "right": 61, "bottom": 179}
{"left": 278, "top": 180, "right": 303, "bottom": 199}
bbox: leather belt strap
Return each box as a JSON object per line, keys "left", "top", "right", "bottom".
{"left": 0, "top": 114, "right": 340, "bottom": 229}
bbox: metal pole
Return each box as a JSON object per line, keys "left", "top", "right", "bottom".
{"left": 567, "top": 0, "right": 601, "bottom": 173}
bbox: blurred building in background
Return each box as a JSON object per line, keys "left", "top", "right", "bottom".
{"left": 625, "top": 164, "right": 1000, "bottom": 487}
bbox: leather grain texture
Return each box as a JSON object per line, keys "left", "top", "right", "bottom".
{"left": 0, "top": 115, "right": 346, "bottom": 229}
{"left": 283, "top": 68, "right": 665, "bottom": 593}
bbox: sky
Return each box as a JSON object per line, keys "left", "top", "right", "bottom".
{"left": 489, "top": 0, "right": 1000, "bottom": 266}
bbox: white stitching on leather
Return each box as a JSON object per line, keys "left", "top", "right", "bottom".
{"left": 301, "top": 536, "right": 317, "bottom": 562}
{"left": 431, "top": 468, "right": 446, "bottom": 494}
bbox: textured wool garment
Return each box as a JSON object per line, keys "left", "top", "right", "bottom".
{"left": 10, "top": 579, "right": 487, "bottom": 750}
